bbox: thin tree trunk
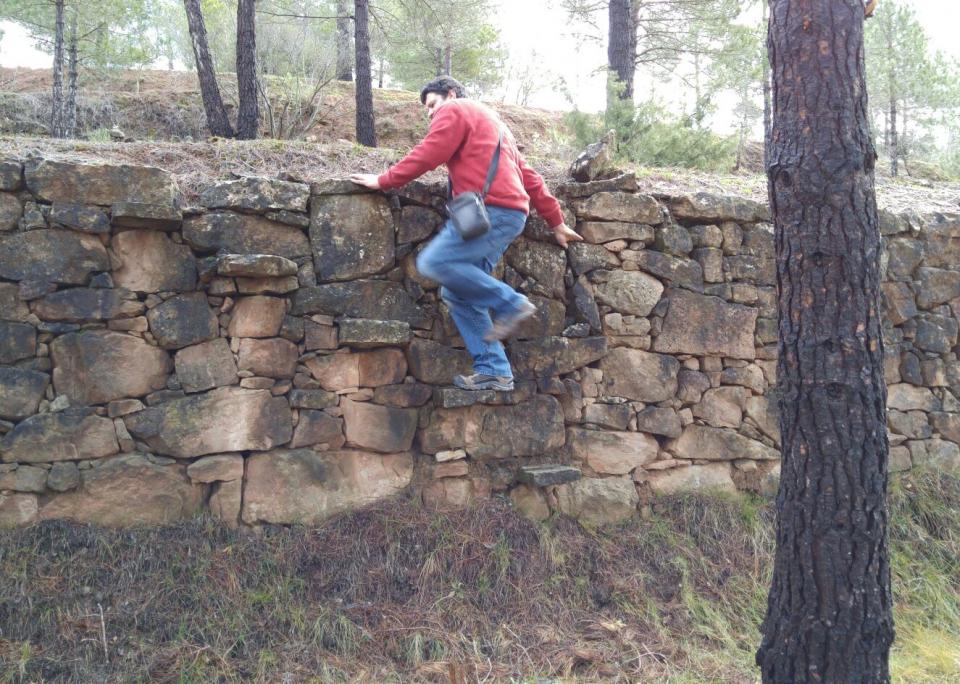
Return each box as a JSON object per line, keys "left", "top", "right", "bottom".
{"left": 336, "top": 0, "right": 353, "bottom": 81}
{"left": 886, "top": 28, "right": 898, "bottom": 177}
{"left": 435, "top": 47, "right": 443, "bottom": 76}
{"left": 51, "top": 0, "right": 65, "bottom": 138}
{"left": 63, "top": 6, "right": 78, "bottom": 139}
{"left": 183, "top": 0, "right": 235, "bottom": 138}
{"left": 444, "top": 44, "right": 452, "bottom": 75}
{"left": 607, "top": 0, "right": 634, "bottom": 104}
{"left": 756, "top": 1, "right": 894, "bottom": 681}
{"left": 762, "top": 0, "right": 771, "bottom": 170}
{"left": 235, "top": 0, "right": 259, "bottom": 140}
{"left": 378, "top": 55, "right": 384, "bottom": 88}
{"left": 354, "top": 0, "right": 376, "bottom": 147}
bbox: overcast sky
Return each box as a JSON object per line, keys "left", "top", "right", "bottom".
{"left": 1, "top": 0, "right": 957, "bottom": 129}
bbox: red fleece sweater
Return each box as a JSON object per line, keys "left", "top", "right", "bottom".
{"left": 377, "top": 99, "right": 565, "bottom": 228}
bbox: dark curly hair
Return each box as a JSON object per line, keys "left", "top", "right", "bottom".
{"left": 419, "top": 76, "right": 466, "bottom": 104}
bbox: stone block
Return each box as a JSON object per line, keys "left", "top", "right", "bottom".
{"left": 147, "top": 292, "right": 219, "bottom": 349}
{"left": 1, "top": 408, "right": 119, "bottom": 463}
{"left": 242, "top": 449, "right": 413, "bottom": 524}
{"left": 567, "top": 427, "right": 658, "bottom": 474}
{"left": 310, "top": 193, "right": 395, "bottom": 281}
{"left": 342, "top": 398, "right": 418, "bottom": 453}
{"left": 175, "top": 338, "right": 238, "bottom": 393}
{"left": 654, "top": 289, "right": 758, "bottom": 359}
{"left": 51, "top": 330, "right": 171, "bottom": 405}
{"left": 39, "top": 454, "right": 204, "bottom": 526}
{"left": 599, "top": 347, "right": 679, "bottom": 402}
{"left": 227, "top": 295, "right": 286, "bottom": 338}
{"left": 123, "top": 387, "right": 292, "bottom": 458}
{"left": 0, "top": 229, "right": 109, "bottom": 284}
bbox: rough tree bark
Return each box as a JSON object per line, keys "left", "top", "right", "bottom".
{"left": 51, "top": 0, "right": 65, "bottom": 138}
{"left": 762, "top": 0, "right": 771, "bottom": 170}
{"left": 63, "top": 6, "right": 79, "bottom": 139}
{"left": 183, "top": 0, "right": 235, "bottom": 138}
{"left": 336, "top": 0, "right": 353, "bottom": 81}
{"left": 756, "top": 1, "right": 894, "bottom": 682}
{"left": 235, "top": 0, "right": 259, "bottom": 139}
{"left": 607, "top": 0, "right": 634, "bottom": 104}
{"left": 354, "top": 0, "right": 377, "bottom": 147}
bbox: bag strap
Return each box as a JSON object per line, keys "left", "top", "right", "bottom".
{"left": 447, "top": 130, "right": 503, "bottom": 199}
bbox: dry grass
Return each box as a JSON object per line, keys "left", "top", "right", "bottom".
{"left": 1, "top": 470, "right": 958, "bottom": 683}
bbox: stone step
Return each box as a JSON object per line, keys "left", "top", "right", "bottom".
{"left": 216, "top": 253, "right": 299, "bottom": 278}
{"left": 517, "top": 464, "right": 582, "bottom": 487}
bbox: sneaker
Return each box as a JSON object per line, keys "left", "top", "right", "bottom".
{"left": 484, "top": 297, "right": 537, "bottom": 342}
{"left": 453, "top": 373, "right": 514, "bottom": 391}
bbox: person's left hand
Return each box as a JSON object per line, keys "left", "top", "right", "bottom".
{"left": 552, "top": 223, "right": 583, "bottom": 248}
{"left": 350, "top": 173, "right": 381, "bottom": 189}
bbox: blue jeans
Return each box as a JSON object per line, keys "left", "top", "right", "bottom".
{"left": 416, "top": 206, "right": 528, "bottom": 378}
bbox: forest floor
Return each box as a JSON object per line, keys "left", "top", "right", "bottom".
{"left": 1, "top": 66, "right": 958, "bottom": 213}
{"left": 1, "top": 470, "right": 958, "bottom": 683}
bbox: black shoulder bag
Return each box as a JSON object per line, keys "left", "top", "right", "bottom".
{"left": 445, "top": 131, "right": 502, "bottom": 240}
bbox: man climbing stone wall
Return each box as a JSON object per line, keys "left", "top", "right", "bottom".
{"left": 0, "top": 157, "right": 957, "bottom": 528}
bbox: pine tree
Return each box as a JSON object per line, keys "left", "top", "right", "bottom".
{"left": 757, "top": 1, "right": 894, "bottom": 679}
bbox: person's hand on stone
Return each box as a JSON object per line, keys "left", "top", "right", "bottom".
{"left": 349, "top": 173, "right": 381, "bottom": 189}
{"left": 551, "top": 223, "right": 583, "bottom": 248}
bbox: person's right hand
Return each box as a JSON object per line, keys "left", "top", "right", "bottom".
{"left": 349, "top": 173, "right": 381, "bottom": 189}
{"left": 551, "top": 223, "right": 583, "bottom": 248}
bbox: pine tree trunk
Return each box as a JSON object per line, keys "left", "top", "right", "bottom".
{"left": 336, "top": 0, "right": 353, "bottom": 81}
{"left": 354, "top": 0, "right": 377, "bottom": 147}
{"left": 756, "top": 1, "right": 894, "bottom": 680}
{"left": 184, "top": 0, "right": 235, "bottom": 138}
{"left": 607, "top": 0, "right": 634, "bottom": 104}
{"left": 435, "top": 47, "right": 443, "bottom": 76}
{"left": 235, "top": 0, "right": 259, "bottom": 140}
{"left": 444, "top": 45, "right": 452, "bottom": 75}
{"left": 63, "top": 6, "right": 79, "bottom": 139}
{"left": 51, "top": 0, "right": 65, "bottom": 138}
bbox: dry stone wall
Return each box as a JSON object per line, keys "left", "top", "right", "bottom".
{"left": 0, "top": 157, "right": 958, "bottom": 528}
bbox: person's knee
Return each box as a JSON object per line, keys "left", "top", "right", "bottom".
{"left": 415, "top": 248, "right": 441, "bottom": 282}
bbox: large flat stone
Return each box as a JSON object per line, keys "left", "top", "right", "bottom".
{"left": 471, "top": 395, "right": 566, "bottom": 459}
{"left": 38, "top": 454, "right": 204, "bottom": 526}
{"left": 338, "top": 319, "right": 411, "bottom": 348}
{"left": 509, "top": 336, "right": 608, "bottom": 379}
{"left": 572, "top": 192, "right": 661, "bottom": 224}
{"left": 291, "top": 280, "right": 430, "bottom": 329}
{"left": 290, "top": 410, "right": 345, "bottom": 449}
{"left": 341, "top": 398, "right": 418, "bottom": 453}
{"left": 217, "top": 253, "right": 298, "bottom": 278}
{"left": 200, "top": 178, "right": 309, "bottom": 212}
{"left": 51, "top": 330, "right": 172, "bottom": 405}
{"left": 406, "top": 338, "right": 473, "bottom": 385}
{"left": 670, "top": 193, "right": 769, "bottom": 223}
{"left": 554, "top": 476, "right": 639, "bottom": 525}
{"left": 0, "top": 192, "right": 23, "bottom": 230}
{"left": 111, "top": 229, "right": 198, "bottom": 293}
{"left": 654, "top": 289, "right": 757, "bottom": 359}
{"left": 666, "top": 424, "right": 779, "bottom": 461}
{"left": 505, "top": 237, "right": 567, "bottom": 297}
{"left": 227, "top": 295, "right": 285, "bottom": 337}
{"left": 567, "top": 427, "right": 658, "bottom": 475}
{"left": 593, "top": 269, "right": 664, "bottom": 316}
{"left": 147, "top": 292, "right": 219, "bottom": 349}
{"left": 237, "top": 338, "right": 299, "bottom": 378}
{"left": 0, "top": 229, "right": 109, "bottom": 284}
{"left": 25, "top": 159, "right": 179, "bottom": 206}
{"left": 599, "top": 348, "right": 679, "bottom": 402}
{"left": 0, "top": 320, "right": 35, "bottom": 364}
{"left": 174, "top": 338, "right": 238, "bottom": 393}
{"left": 33, "top": 288, "right": 144, "bottom": 322}
{"left": 183, "top": 211, "right": 311, "bottom": 258}
{"left": 646, "top": 463, "right": 735, "bottom": 494}
{"left": 123, "top": 387, "right": 292, "bottom": 458}
{"left": 111, "top": 202, "right": 182, "bottom": 230}
{"left": 310, "top": 193, "right": 395, "bottom": 281}
{"left": 0, "top": 367, "right": 48, "bottom": 421}
{"left": 242, "top": 448, "right": 413, "bottom": 524}
{"left": 49, "top": 202, "right": 110, "bottom": 234}
{"left": 1, "top": 408, "right": 119, "bottom": 463}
